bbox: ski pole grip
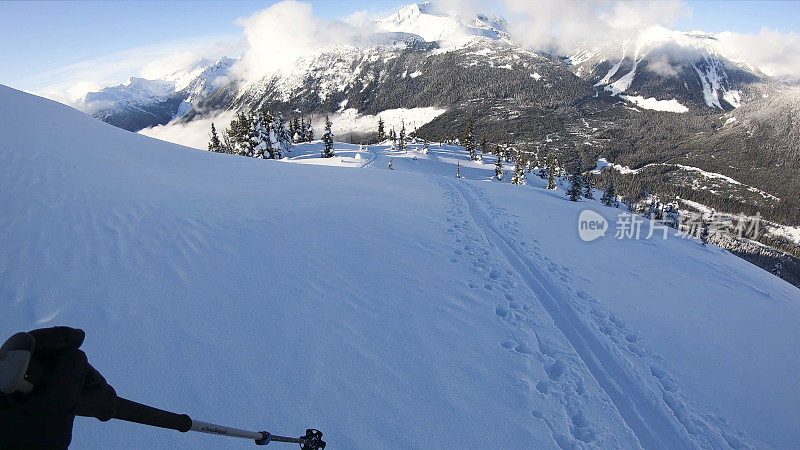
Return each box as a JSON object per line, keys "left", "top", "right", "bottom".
{"left": 113, "top": 397, "right": 193, "bottom": 432}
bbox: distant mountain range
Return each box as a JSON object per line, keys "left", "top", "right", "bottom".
{"left": 73, "top": 2, "right": 800, "bottom": 237}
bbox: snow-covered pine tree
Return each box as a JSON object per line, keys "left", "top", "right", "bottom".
{"left": 226, "top": 112, "right": 250, "bottom": 156}
{"left": 251, "top": 114, "right": 267, "bottom": 159}
{"left": 583, "top": 173, "right": 594, "bottom": 199}
{"left": 495, "top": 155, "right": 503, "bottom": 180}
{"left": 546, "top": 155, "right": 557, "bottom": 190}
{"left": 422, "top": 139, "right": 429, "bottom": 154}
{"left": 463, "top": 118, "right": 477, "bottom": 161}
{"left": 322, "top": 116, "right": 335, "bottom": 158}
{"left": 773, "top": 262, "right": 783, "bottom": 278}
{"left": 276, "top": 113, "right": 292, "bottom": 158}
{"left": 221, "top": 129, "right": 233, "bottom": 154}
{"left": 538, "top": 151, "right": 548, "bottom": 179}
{"left": 262, "top": 119, "right": 277, "bottom": 159}
{"left": 247, "top": 112, "right": 264, "bottom": 158}
{"left": 306, "top": 120, "right": 314, "bottom": 141}
{"left": 208, "top": 123, "right": 222, "bottom": 152}
{"left": 300, "top": 117, "right": 309, "bottom": 142}
{"left": 255, "top": 106, "right": 276, "bottom": 159}
{"left": 601, "top": 179, "right": 616, "bottom": 206}
{"left": 234, "top": 112, "right": 255, "bottom": 156}
{"left": 388, "top": 157, "right": 393, "bottom": 170}
{"left": 377, "top": 117, "right": 385, "bottom": 142}
{"left": 665, "top": 204, "right": 679, "bottom": 228}
{"left": 510, "top": 158, "right": 525, "bottom": 185}
{"left": 291, "top": 116, "right": 300, "bottom": 140}
{"left": 456, "top": 161, "right": 461, "bottom": 178}
{"left": 700, "top": 219, "right": 710, "bottom": 245}
{"left": 398, "top": 122, "right": 407, "bottom": 152}
{"left": 566, "top": 158, "right": 584, "bottom": 201}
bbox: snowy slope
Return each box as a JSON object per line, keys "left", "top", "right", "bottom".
{"left": 2, "top": 85, "right": 800, "bottom": 449}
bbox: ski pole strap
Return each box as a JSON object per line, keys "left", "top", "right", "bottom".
{"left": 112, "top": 397, "right": 192, "bottom": 432}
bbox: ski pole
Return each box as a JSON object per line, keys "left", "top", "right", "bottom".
{"left": 96, "top": 396, "right": 326, "bottom": 448}
{"left": 0, "top": 330, "right": 325, "bottom": 449}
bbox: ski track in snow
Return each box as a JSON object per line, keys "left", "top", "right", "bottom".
{"left": 438, "top": 178, "right": 751, "bottom": 450}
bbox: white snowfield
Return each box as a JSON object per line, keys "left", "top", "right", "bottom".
{"left": 2, "top": 84, "right": 800, "bottom": 449}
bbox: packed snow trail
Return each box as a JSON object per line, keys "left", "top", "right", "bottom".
{"left": 446, "top": 180, "right": 692, "bottom": 449}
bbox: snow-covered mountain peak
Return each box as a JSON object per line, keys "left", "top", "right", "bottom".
{"left": 83, "top": 77, "right": 175, "bottom": 109}
{"left": 376, "top": 2, "right": 508, "bottom": 44}
{"left": 158, "top": 56, "right": 236, "bottom": 91}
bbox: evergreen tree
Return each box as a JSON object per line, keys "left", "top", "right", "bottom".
{"left": 377, "top": 117, "right": 385, "bottom": 142}
{"left": 208, "top": 123, "right": 222, "bottom": 153}
{"left": 291, "top": 116, "right": 300, "bottom": 141}
{"left": 773, "top": 262, "right": 783, "bottom": 278}
{"left": 255, "top": 105, "right": 277, "bottom": 159}
{"left": 251, "top": 114, "right": 269, "bottom": 159}
{"left": 307, "top": 120, "right": 314, "bottom": 141}
{"left": 226, "top": 112, "right": 253, "bottom": 156}
{"left": 463, "top": 118, "right": 477, "bottom": 161}
{"left": 398, "top": 122, "right": 407, "bottom": 152}
{"left": 510, "top": 158, "right": 525, "bottom": 185}
{"left": 299, "top": 117, "right": 309, "bottom": 142}
{"left": 322, "top": 116, "right": 335, "bottom": 158}
{"left": 456, "top": 161, "right": 461, "bottom": 178}
{"left": 538, "top": 153, "right": 548, "bottom": 179}
{"left": 388, "top": 157, "right": 393, "bottom": 170}
{"left": 583, "top": 173, "right": 594, "bottom": 199}
{"left": 495, "top": 155, "right": 504, "bottom": 180}
{"left": 221, "top": 129, "right": 233, "bottom": 154}
{"left": 566, "top": 158, "right": 584, "bottom": 201}
{"left": 276, "top": 113, "right": 292, "bottom": 157}
{"left": 547, "top": 155, "right": 557, "bottom": 190}
{"left": 422, "top": 139, "right": 429, "bottom": 154}
{"left": 700, "top": 219, "right": 710, "bottom": 246}
{"left": 601, "top": 179, "right": 617, "bottom": 207}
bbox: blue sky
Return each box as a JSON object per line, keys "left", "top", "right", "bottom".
{"left": 1, "top": 0, "right": 798, "bottom": 94}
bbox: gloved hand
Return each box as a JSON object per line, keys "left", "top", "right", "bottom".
{"left": 0, "top": 327, "right": 117, "bottom": 450}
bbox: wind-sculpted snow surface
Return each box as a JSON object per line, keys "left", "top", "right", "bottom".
{"left": 2, "top": 85, "right": 800, "bottom": 448}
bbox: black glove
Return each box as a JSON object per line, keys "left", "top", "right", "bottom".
{"left": 0, "top": 327, "right": 117, "bottom": 450}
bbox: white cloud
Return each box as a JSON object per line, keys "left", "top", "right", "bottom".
{"left": 139, "top": 110, "right": 238, "bottom": 150}
{"left": 232, "top": 1, "right": 376, "bottom": 85}
{"left": 32, "top": 34, "right": 241, "bottom": 106}
{"left": 646, "top": 55, "right": 680, "bottom": 77}
{"left": 716, "top": 28, "right": 800, "bottom": 79}
{"left": 503, "top": 0, "right": 689, "bottom": 54}
{"left": 501, "top": 0, "right": 800, "bottom": 79}
{"left": 233, "top": 1, "right": 322, "bottom": 83}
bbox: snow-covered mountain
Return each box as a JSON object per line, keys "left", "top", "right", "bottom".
{"left": 376, "top": 2, "right": 509, "bottom": 43}
{"left": 80, "top": 4, "right": 775, "bottom": 129}
{"left": 79, "top": 56, "right": 235, "bottom": 131}
{"left": 3, "top": 83, "right": 800, "bottom": 449}
{"left": 569, "top": 27, "right": 764, "bottom": 112}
